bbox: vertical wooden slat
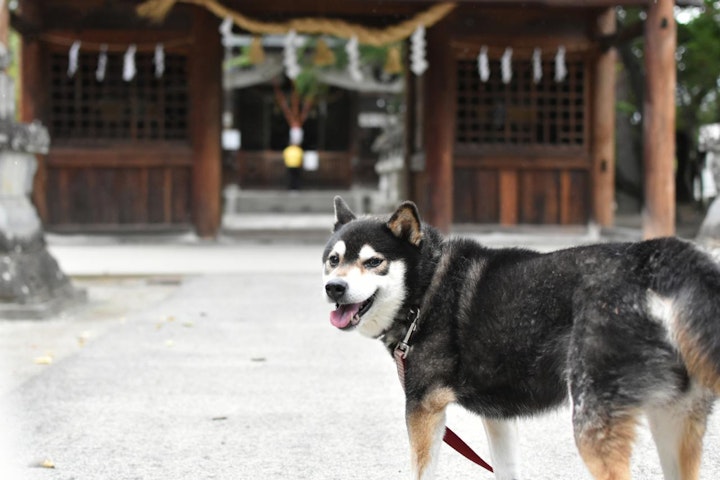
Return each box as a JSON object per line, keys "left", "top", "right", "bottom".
{"left": 560, "top": 170, "right": 572, "bottom": 224}
{"left": 592, "top": 7, "right": 617, "bottom": 227}
{"left": 85, "top": 169, "right": 97, "bottom": 223}
{"left": 138, "top": 168, "right": 149, "bottom": 223}
{"left": 499, "top": 170, "right": 518, "bottom": 225}
{"left": 643, "top": 0, "right": 676, "bottom": 238}
{"left": 190, "top": 7, "right": 222, "bottom": 237}
{"left": 164, "top": 167, "right": 173, "bottom": 224}
{"left": 475, "top": 169, "right": 499, "bottom": 223}
{"left": 58, "top": 170, "right": 70, "bottom": 224}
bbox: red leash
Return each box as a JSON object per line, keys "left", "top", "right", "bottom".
{"left": 393, "top": 312, "right": 493, "bottom": 473}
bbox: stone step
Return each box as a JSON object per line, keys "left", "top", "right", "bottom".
{"left": 222, "top": 187, "right": 380, "bottom": 214}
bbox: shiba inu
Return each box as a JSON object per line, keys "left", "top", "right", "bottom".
{"left": 322, "top": 196, "right": 720, "bottom": 480}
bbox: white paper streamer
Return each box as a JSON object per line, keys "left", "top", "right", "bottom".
{"left": 410, "top": 25, "right": 428, "bottom": 76}
{"left": 345, "top": 36, "right": 362, "bottom": 82}
{"left": 501, "top": 47, "right": 513, "bottom": 84}
{"left": 68, "top": 41, "right": 81, "bottom": 78}
{"left": 283, "top": 29, "right": 301, "bottom": 80}
{"left": 219, "top": 17, "right": 233, "bottom": 37}
{"left": 532, "top": 48, "right": 542, "bottom": 84}
{"left": 95, "top": 44, "right": 108, "bottom": 82}
{"left": 478, "top": 46, "right": 489, "bottom": 82}
{"left": 289, "top": 126, "right": 304, "bottom": 145}
{"left": 555, "top": 45, "right": 567, "bottom": 83}
{"left": 154, "top": 43, "right": 165, "bottom": 78}
{"left": 123, "top": 44, "right": 137, "bottom": 82}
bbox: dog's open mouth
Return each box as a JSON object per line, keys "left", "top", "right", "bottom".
{"left": 330, "top": 294, "right": 375, "bottom": 330}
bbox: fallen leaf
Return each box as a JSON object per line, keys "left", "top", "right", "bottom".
{"left": 34, "top": 355, "right": 53, "bottom": 365}
{"left": 77, "top": 331, "right": 91, "bottom": 347}
{"left": 39, "top": 459, "right": 55, "bottom": 469}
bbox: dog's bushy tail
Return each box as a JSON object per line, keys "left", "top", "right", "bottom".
{"left": 663, "top": 245, "right": 720, "bottom": 394}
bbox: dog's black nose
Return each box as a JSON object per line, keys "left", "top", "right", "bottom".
{"left": 325, "top": 279, "right": 348, "bottom": 301}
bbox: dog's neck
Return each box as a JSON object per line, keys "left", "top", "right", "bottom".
{"left": 381, "top": 305, "right": 421, "bottom": 352}
{"left": 381, "top": 226, "right": 444, "bottom": 353}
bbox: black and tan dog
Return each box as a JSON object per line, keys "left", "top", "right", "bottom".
{"left": 322, "top": 196, "right": 720, "bottom": 480}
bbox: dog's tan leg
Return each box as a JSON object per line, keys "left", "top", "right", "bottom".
{"left": 406, "top": 387, "right": 455, "bottom": 480}
{"left": 574, "top": 411, "right": 638, "bottom": 480}
{"left": 678, "top": 412, "right": 707, "bottom": 480}
{"left": 647, "top": 396, "right": 711, "bottom": 480}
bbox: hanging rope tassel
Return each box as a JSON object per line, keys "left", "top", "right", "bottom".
{"left": 313, "top": 38, "right": 335, "bottom": 67}
{"left": 68, "top": 41, "right": 81, "bottom": 78}
{"left": 532, "top": 48, "right": 542, "bottom": 84}
{"left": 384, "top": 45, "right": 403, "bottom": 75}
{"left": 555, "top": 45, "right": 567, "bottom": 83}
{"left": 478, "top": 46, "right": 489, "bottom": 82}
{"left": 249, "top": 36, "right": 266, "bottom": 65}
{"left": 501, "top": 47, "right": 513, "bottom": 84}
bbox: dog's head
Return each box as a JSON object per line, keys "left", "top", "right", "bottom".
{"left": 322, "top": 196, "right": 424, "bottom": 338}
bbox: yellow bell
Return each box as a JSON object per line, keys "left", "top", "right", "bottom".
{"left": 249, "top": 35, "right": 265, "bottom": 65}
{"left": 384, "top": 45, "right": 402, "bottom": 75}
{"left": 313, "top": 38, "right": 336, "bottom": 67}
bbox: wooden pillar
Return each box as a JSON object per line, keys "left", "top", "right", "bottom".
{"left": 17, "top": 0, "right": 44, "bottom": 124}
{"left": 17, "top": 0, "right": 48, "bottom": 220}
{"left": 592, "top": 8, "right": 617, "bottom": 227}
{"left": 189, "top": 7, "right": 222, "bottom": 237}
{"left": 642, "top": 0, "right": 676, "bottom": 238}
{"left": 0, "top": 1, "right": 8, "bottom": 47}
{"left": 423, "top": 18, "right": 454, "bottom": 233}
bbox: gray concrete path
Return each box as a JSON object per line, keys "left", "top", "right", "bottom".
{"left": 1, "top": 241, "right": 719, "bottom": 479}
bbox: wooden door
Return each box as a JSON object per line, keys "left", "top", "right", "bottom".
{"left": 38, "top": 48, "right": 193, "bottom": 231}
{"left": 452, "top": 48, "right": 591, "bottom": 225}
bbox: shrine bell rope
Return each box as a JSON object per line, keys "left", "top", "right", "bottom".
{"left": 136, "top": 0, "right": 457, "bottom": 47}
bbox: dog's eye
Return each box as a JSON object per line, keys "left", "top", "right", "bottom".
{"left": 328, "top": 254, "right": 340, "bottom": 267}
{"left": 364, "top": 257, "right": 383, "bottom": 269}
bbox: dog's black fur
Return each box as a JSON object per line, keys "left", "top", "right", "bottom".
{"left": 323, "top": 197, "right": 720, "bottom": 479}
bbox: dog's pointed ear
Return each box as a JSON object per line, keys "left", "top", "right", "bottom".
{"left": 333, "top": 196, "right": 356, "bottom": 231}
{"left": 387, "top": 201, "right": 423, "bottom": 247}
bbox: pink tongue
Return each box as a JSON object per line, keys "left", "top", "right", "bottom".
{"left": 330, "top": 303, "right": 362, "bottom": 328}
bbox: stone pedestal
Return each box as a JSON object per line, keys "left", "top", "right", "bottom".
{"left": 697, "top": 125, "right": 720, "bottom": 247}
{"left": 0, "top": 123, "right": 85, "bottom": 319}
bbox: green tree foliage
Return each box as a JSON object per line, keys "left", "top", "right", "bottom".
{"left": 677, "top": 1, "right": 720, "bottom": 128}
{"left": 617, "top": 2, "right": 720, "bottom": 202}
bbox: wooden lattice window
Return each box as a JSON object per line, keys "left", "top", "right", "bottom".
{"left": 456, "top": 57, "right": 586, "bottom": 149}
{"left": 48, "top": 51, "right": 188, "bottom": 144}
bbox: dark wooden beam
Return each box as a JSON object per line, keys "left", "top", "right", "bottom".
{"left": 189, "top": 6, "right": 222, "bottom": 238}
{"left": 642, "top": 0, "right": 676, "bottom": 238}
